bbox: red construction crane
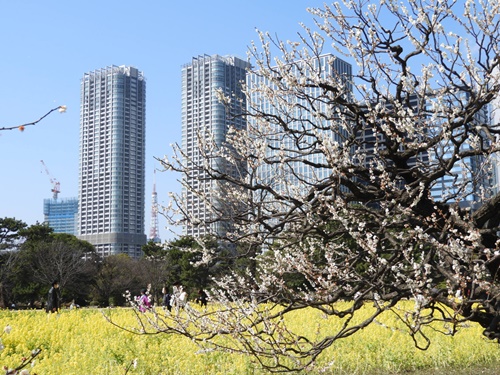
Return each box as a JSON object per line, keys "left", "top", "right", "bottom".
{"left": 40, "top": 160, "right": 60, "bottom": 200}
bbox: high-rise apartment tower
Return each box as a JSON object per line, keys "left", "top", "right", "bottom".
{"left": 78, "top": 65, "right": 147, "bottom": 258}
{"left": 181, "top": 55, "right": 251, "bottom": 238}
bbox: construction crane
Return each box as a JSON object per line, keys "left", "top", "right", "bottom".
{"left": 40, "top": 160, "right": 61, "bottom": 200}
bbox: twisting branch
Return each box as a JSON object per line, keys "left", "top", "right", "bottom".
{"left": 4, "top": 348, "right": 42, "bottom": 375}
{"left": 0, "top": 105, "right": 67, "bottom": 132}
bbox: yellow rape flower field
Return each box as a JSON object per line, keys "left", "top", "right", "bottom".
{"left": 1, "top": 303, "right": 500, "bottom": 374}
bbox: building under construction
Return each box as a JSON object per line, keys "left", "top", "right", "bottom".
{"left": 43, "top": 197, "right": 78, "bottom": 235}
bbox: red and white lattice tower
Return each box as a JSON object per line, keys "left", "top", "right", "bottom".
{"left": 149, "top": 170, "right": 161, "bottom": 243}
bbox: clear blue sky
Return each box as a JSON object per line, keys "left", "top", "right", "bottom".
{"left": 0, "top": 0, "right": 328, "bottom": 241}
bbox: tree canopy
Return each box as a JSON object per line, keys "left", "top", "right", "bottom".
{"left": 0, "top": 217, "right": 26, "bottom": 251}
{"left": 149, "top": 0, "right": 500, "bottom": 371}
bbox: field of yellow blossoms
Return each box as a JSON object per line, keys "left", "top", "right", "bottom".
{"left": 1, "top": 303, "right": 500, "bottom": 374}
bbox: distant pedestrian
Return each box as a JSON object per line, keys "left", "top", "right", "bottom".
{"left": 46, "top": 280, "right": 61, "bottom": 313}
{"left": 175, "top": 285, "right": 187, "bottom": 309}
{"left": 196, "top": 289, "right": 208, "bottom": 307}
{"left": 137, "top": 288, "right": 151, "bottom": 312}
{"left": 162, "top": 286, "right": 172, "bottom": 312}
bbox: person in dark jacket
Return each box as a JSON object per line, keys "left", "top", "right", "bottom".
{"left": 162, "top": 286, "right": 172, "bottom": 312}
{"left": 196, "top": 289, "right": 208, "bottom": 307}
{"left": 46, "top": 280, "right": 61, "bottom": 313}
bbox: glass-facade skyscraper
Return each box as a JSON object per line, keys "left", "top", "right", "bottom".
{"left": 356, "top": 91, "right": 494, "bottom": 208}
{"left": 427, "top": 91, "right": 494, "bottom": 208}
{"left": 247, "top": 54, "right": 353, "bottom": 200}
{"left": 78, "top": 65, "right": 147, "bottom": 258}
{"left": 181, "top": 55, "right": 250, "bottom": 238}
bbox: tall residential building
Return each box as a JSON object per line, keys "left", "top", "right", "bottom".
{"left": 181, "top": 55, "right": 251, "bottom": 238}
{"left": 78, "top": 65, "right": 147, "bottom": 258}
{"left": 43, "top": 197, "right": 78, "bottom": 235}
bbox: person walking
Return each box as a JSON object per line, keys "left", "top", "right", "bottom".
{"left": 162, "top": 286, "right": 172, "bottom": 312}
{"left": 46, "top": 280, "right": 61, "bottom": 313}
{"left": 178, "top": 286, "right": 188, "bottom": 308}
{"left": 196, "top": 289, "right": 208, "bottom": 307}
{"left": 137, "top": 288, "right": 151, "bottom": 312}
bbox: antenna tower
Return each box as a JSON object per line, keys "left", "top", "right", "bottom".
{"left": 149, "top": 170, "right": 161, "bottom": 243}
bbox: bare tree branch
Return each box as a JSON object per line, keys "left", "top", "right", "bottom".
{"left": 0, "top": 105, "right": 66, "bottom": 132}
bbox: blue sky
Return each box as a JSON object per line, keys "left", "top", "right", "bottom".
{"left": 0, "top": 0, "right": 327, "bottom": 241}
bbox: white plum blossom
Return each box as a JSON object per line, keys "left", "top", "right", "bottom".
{"left": 133, "top": 0, "right": 500, "bottom": 372}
